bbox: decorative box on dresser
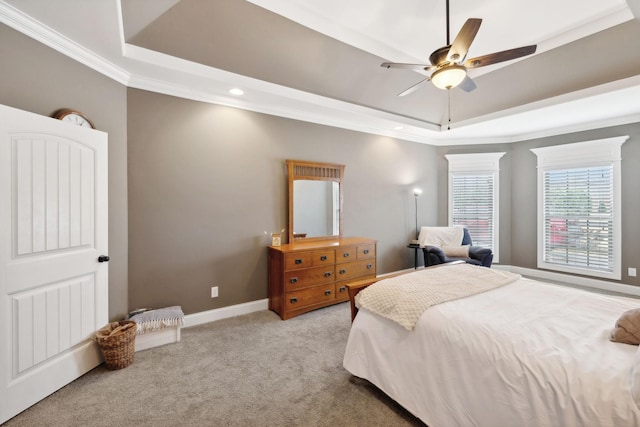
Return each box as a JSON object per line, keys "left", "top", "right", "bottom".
{"left": 268, "top": 237, "right": 377, "bottom": 320}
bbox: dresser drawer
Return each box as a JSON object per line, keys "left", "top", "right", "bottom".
{"left": 358, "top": 244, "right": 376, "bottom": 260}
{"left": 284, "top": 266, "right": 335, "bottom": 291}
{"left": 285, "top": 284, "right": 336, "bottom": 310}
{"left": 334, "top": 281, "right": 350, "bottom": 302}
{"left": 310, "top": 250, "right": 335, "bottom": 266}
{"left": 284, "top": 252, "right": 313, "bottom": 270}
{"left": 335, "top": 259, "right": 376, "bottom": 281}
{"left": 335, "top": 246, "right": 357, "bottom": 264}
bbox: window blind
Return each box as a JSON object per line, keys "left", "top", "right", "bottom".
{"left": 543, "top": 166, "right": 614, "bottom": 273}
{"left": 450, "top": 174, "right": 494, "bottom": 249}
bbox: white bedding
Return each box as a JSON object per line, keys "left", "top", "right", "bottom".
{"left": 343, "top": 276, "right": 640, "bottom": 427}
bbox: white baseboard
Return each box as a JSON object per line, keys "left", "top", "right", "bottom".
{"left": 183, "top": 298, "right": 269, "bottom": 328}
{"left": 493, "top": 264, "right": 640, "bottom": 297}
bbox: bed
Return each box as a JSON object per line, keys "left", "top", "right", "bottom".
{"left": 343, "top": 263, "right": 640, "bottom": 426}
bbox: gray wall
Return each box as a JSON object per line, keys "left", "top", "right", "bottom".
{"left": 4, "top": 21, "right": 639, "bottom": 321}
{"left": 0, "top": 24, "right": 129, "bottom": 320}
{"left": 438, "top": 122, "right": 640, "bottom": 285}
{"left": 127, "top": 89, "right": 439, "bottom": 314}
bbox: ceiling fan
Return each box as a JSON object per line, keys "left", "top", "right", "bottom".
{"left": 381, "top": 0, "right": 537, "bottom": 95}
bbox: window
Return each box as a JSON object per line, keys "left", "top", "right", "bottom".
{"left": 446, "top": 153, "right": 504, "bottom": 262}
{"left": 531, "top": 136, "right": 627, "bottom": 279}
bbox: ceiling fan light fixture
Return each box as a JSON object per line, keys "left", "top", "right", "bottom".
{"left": 431, "top": 65, "right": 467, "bottom": 90}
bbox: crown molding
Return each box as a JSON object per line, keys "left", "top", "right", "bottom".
{"left": 0, "top": 1, "right": 130, "bottom": 85}
{"left": 2, "top": 0, "right": 638, "bottom": 147}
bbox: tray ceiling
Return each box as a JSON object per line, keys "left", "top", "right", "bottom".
{"left": 2, "top": 0, "right": 640, "bottom": 145}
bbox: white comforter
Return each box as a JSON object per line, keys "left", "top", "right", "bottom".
{"left": 343, "top": 277, "right": 640, "bottom": 427}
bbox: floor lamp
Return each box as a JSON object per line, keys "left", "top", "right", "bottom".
{"left": 413, "top": 188, "right": 422, "bottom": 240}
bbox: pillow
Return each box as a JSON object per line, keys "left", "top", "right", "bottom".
{"left": 612, "top": 309, "right": 640, "bottom": 409}
{"left": 631, "top": 346, "right": 640, "bottom": 409}
{"left": 610, "top": 308, "right": 640, "bottom": 345}
{"left": 442, "top": 245, "right": 470, "bottom": 258}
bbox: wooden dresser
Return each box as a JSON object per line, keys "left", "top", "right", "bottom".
{"left": 268, "top": 237, "right": 376, "bottom": 320}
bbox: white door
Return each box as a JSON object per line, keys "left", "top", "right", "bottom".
{"left": 0, "top": 104, "right": 108, "bottom": 424}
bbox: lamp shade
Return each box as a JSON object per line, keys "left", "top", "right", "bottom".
{"left": 431, "top": 65, "right": 467, "bottom": 90}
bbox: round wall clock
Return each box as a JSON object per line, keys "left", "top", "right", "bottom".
{"left": 53, "top": 108, "right": 95, "bottom": 129}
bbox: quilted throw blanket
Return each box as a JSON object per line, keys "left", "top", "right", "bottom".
{"left": 417, "top": 226, "right": 463, "bottom": 247}
{"left": 128, "top": 306, "right": 185, "bottom": 334}
{"left": 355, "top": 264, "right": 521, "bottom": 330}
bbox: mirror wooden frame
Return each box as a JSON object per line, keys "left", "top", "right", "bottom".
{"left": 286, "top": 159, "right": 344, "bottom": 243}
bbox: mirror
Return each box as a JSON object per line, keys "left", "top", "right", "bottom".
{"left": 293, "top": 180, "right": 340, "bottom": 238}
{"left": 287, "top": 160, "right": 344, "bottom": 243}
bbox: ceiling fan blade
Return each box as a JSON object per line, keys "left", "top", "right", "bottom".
{"left": 381, "top": 62, "right": 433, "bottom": 71}
{"left": 398, "top": 77, "right": 431, "bottom": 97}
{"left": 464, "top": 45, "right": 537, "bottom": 69}
{"left": 458, "top": 75, "right": 477, "bottom": 92}
{"left": 447, "top": 18, "right": 482, "bottom": 64}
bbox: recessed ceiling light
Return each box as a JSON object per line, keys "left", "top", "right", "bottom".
{"left": 393, "top": 126, "right": 404, "bottom": 130}
{"left": 229, "top": 88, "right": 244, "bottom": 96}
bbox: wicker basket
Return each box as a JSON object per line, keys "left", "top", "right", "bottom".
{"left": 95, "top": 320, "right": 137, "bottom": 370}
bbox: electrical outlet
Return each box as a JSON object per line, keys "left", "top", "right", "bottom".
{"left": 211, "top": 286, "right": 219, "bottom": 298}
{"left": 629, "top": 268, "right": 637, "bottom": 277}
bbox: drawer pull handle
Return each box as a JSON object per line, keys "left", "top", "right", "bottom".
{"left": 324, "top": 272, "right": 332, "bottom": 277}
{"left": 367, "top": 264, "right": 373, "bottom": 269}
{"left": 295, "top": 259, "right": 303, "bottom": 264}
{"left": 320, "top": 255, "right": 327, "bottom": 261}
{"left": 339, "top": 269, "right": 346, "bottom": 274}
{"left": 324, "top": 290, "right": 332, "bottom": 296}
{"left": 363, "top": 249, "right": 369, "bottom": 254}
{"left": 290, "top": 277, "right": 298, "bottom": 284}
{"left": 339, "top": 286, "right": 346, "bottom": 293}
{"left": 343, "top": 253, "right": 350, "bottom": 258}
{"left": 290, "top": 297, "right": 298, "bottom": 304}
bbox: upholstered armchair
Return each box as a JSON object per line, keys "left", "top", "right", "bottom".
{"left": 419, "top": 226, "right": 493, "bottom": 268}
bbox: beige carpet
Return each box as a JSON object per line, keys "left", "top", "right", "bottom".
{"left": 3, "top": 302, "right": 425, "bottom": 426}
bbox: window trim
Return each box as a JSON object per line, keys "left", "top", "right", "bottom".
{"left": 531, "top": 136, "right": 627, "bottom": 280}
{"left": 446, "top": 152, "right": 504, "bottom": 263}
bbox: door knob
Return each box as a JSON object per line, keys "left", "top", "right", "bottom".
{"left": 98, "top": 255, "right": 110, "bottom": 263}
